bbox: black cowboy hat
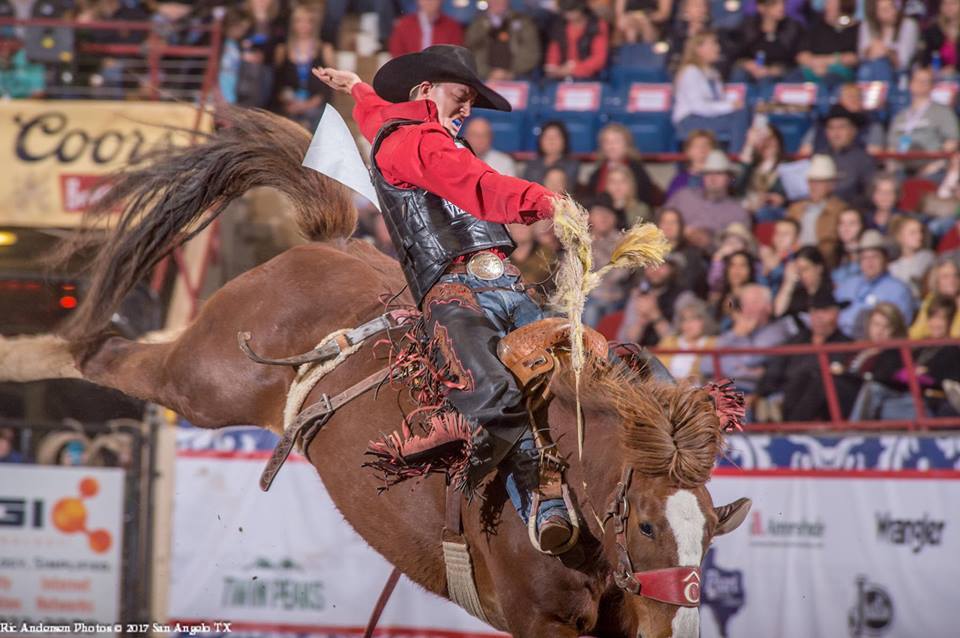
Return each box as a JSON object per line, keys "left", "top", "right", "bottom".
{"left": 808, "top": 287, "right": 851, "bottom": 310}
{"left": 373, "top": 45, "right": 511, "bottom": 112}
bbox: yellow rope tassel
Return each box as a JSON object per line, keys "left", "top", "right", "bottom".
{"left": 548, "top": 195, "right": 671, "bottom": 459}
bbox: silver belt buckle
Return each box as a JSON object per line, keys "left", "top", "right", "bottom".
{"left": 465, "top": 251, "right": 505, "bottom": 281}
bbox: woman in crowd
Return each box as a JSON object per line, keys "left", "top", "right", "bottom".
{"left": 541, "top": 166, "right": 571, "bottom": 194}
{"left": 272, "top": 4, "right": 333, "bottom": 130}
{"left": 832, "top": 208, "right": 867, "bottom": 285}
{"left": 847, "top": 303, "right": 912, "bottom": 420}
{"left": 665, "top": 129, "right": 717, "bottom": 198}
{"left": 918, "top": 0, "right": 960, "bottom": 75}
{"left": 583, "top": 195, "right": 631, "bottom": 327}
{"left": 713, "top": 249, "right": 757, "bottom": 329}
{"left": 858, "top": 0, "right": 919, "bottom": 78}
{"left": 889, "top": 216, "right": 935, "bottom": 295}
{"left": 731, "top": 0, "right": 803, "bottom": 85}
{"left": 708, "top": 223, "right": 759, "bottom": 294}
{"left": 655, "top": 297, "right": 718, "bottom": 383}
{"left": 759, "top": 218, "right": 801, "bottom": 295}
{"left": 544, "top": 0, "right": 609, "bottom": 80}
{"left": 656, "top": 207, "right": 709, "bottom": 297}
{"left": 736, "top": 124, "right": 787, "bottom": 222}
{"left": 911, "top": 296, "right": 960, "bottom": 415}
{"left": 585, "top": 123, "right": 663, "bottom": 208}
{"left": 522, "top": 121, "right": 580, "bottom": 188}
{"left": 604, "top": 164, "right": 651, "bottom": 225}
{"left": 865, "top": 172, "right": 907, "bottom": 234}
{"left": 774, "top": 245, "right": 832, "bottom": 318}
{"left": 665, "top": 0, "right": 711, "bottom": 66}
{"left": 909, "top": 256, "right": 960, "bottom": 338}
{"left": 617, "top": 257, "right": 689, "bottom": 345}
{"left": 507, "top": 223, "right": 556, "bottom": 292}
{"left": 672, "top": 30, "right": 750, "bottom": 152}
{"left": 240, "top": 0, "right": 286, "bottom": 107}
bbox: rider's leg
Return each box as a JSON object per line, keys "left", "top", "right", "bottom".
{"left": 423, "top": 277, "right": 572, "bottom": 550}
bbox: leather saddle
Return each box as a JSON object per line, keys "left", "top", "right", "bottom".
{"left": 497, "top": 317, "right": 609, "bottom": 390}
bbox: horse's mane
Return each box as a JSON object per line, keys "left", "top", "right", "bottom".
{"left": 553, "top": 361, "right": 724, "bottom": 489}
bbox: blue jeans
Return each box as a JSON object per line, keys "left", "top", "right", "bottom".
{"left": 432, "top": 270, "right": 566, "bottom": 528}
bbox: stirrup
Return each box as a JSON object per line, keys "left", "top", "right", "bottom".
{"left": 527, "top": 484, "right": 581, "bottom": 555}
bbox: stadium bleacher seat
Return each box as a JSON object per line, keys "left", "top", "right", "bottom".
{"left": 899, "top": 178, "right": 938, "bottom": 212}
{"left": 609, "top": 43, "right": 669, "bottom": 86}
{"left": 603, "top": 82, "right": 676, "bottom": 153}
{"left": 596, "top": 310, "right": 624, "bottom": 341}
{"left": 538, "top": 81, "right": 605, "bottom": 153}
{"left": 710, "top": 0, "right": 745, "bottom": 31}
{"left": 483, "top": 80, "right": 536, "bottom": 153}
{"left": 754, "top": 221, "right": 777, "bottom": 247}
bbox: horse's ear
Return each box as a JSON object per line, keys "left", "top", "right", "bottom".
{"left": 714, "top": 497, "right": 751, "bottom": 536}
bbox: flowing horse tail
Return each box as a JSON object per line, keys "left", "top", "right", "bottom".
{"left": 56, "top": 106, "right": 358, "bottom": 345}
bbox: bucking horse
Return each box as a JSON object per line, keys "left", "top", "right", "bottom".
{"left": 3, "top": 108, "right": 751, "bottom": 637}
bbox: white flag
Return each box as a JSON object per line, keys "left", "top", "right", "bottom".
{"left": 302, "top": 104, "right": 381, "bottom": 211}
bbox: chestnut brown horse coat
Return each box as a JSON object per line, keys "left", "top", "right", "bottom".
{"left": 45, "top": 108, "right": 749, "bottom": 637}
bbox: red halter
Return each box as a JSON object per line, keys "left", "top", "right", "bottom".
{"left": 606, "top": 467, "right": 702, "bottom": 607}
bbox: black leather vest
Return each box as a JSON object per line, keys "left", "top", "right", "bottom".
{"left": 369, "top": 118, "right": 515, "bottom": 305}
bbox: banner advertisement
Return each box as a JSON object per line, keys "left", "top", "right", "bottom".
{"left": 703, "top": 472, "right": 959, "bottom": 638}
{"left": 0, "top": 464, "right": 125, "bottom": 626}
{"left": 168, "top": 444, "right": 499, "bottom": 637}
{"left": 0, "top": 100, "right": 211, "bottom": 227}
{"left": 170, "top": 427, "right": 959, "bottom": 637}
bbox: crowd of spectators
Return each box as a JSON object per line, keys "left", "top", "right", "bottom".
{"left": 3, "top": 0, "right": 960, "bottom": 424}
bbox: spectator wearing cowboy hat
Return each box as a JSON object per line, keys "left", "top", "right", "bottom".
{"left": 663, "top": 149, "right": 750, "bottom": 238}
{"left": 786, "top": 155, "right": 849, "bottom": 266}
{"left": 757, "top": 287, "right": 861, "bottom": 422}
{"left": 821, "top": 104, "right": 877, "bottom": 210}
{"left": 835, "top": 229, "right": 916, "bottom": 338}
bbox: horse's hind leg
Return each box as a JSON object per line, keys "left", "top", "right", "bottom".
{"left": 79, "top": 336, "right": 181, "bottom": 408}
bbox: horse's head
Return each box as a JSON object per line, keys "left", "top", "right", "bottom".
{"left": 570, "top": 371, "right": 751, "bottom": 638}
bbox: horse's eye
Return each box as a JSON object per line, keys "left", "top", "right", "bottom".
{"left": 639, "top": 522, "right": 655, "bottom": 538}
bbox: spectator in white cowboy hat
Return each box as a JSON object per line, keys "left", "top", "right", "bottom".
{"left": 663, "top": 149, "right": 750, "bottom": 237}
{"left": 786, "top": 155, "right": 849, "bottom": 266}
{"left": 836, "top": 228, "right": 916, "bottom": 338}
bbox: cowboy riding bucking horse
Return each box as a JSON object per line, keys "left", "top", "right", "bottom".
{"left": 315, "top": 45, "right": 580, "bottom": 553}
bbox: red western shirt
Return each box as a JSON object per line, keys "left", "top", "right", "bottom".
{"left": 351, "top": 81, "right": 555, "bottom": 225}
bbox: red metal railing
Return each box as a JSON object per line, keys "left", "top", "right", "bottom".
{"left": 652, "top": 337, "right": 960, "bottom": 432}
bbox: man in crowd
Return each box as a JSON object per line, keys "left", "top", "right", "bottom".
{"left": 757, "top": 288, "right": 860, "bottom": 422}
{"left": 388, "top": 0, "right": 464, "bottom": 58}
{"left": 664, "top": 150, "right": 750, "bottom": 238}
{"left": 836, "top": 230, "right": 916, "bottom": 338}
{"left": 886, "top": 67, "right": 960, "bottom": 178}
{"left": 464, "top": 117, "right": 517, "bottom": 177}
{"left": 464, "top": 0, "right": 541, "bottom": 80}
{"left": 822, "top": 105, "right": 876, "bottom": 210}
{"left": 700, "top": 284, "right": 795, "bottom": 395}
{"left": 787, "top": 155, "right": 848, "bottom": 265}
{"left": 544, "top": 0, "right": 609, "bottom": 80}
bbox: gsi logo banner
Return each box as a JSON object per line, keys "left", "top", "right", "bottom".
{"left": 0, "top": 477, "right": 112, "bottom": 553}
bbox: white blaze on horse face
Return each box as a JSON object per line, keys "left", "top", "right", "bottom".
{"left": 666, "top": 489, "right": 705, "bottom": 638}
